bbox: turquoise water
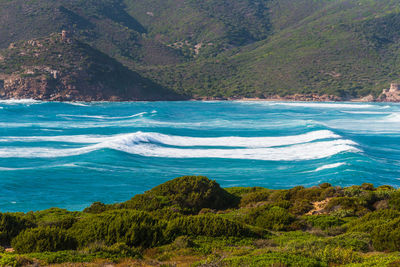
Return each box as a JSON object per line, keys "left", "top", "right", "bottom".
{"left": 0, "top": 100, "right": 399, "bottom": 212}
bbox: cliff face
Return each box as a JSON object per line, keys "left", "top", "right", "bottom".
{"left": 0, "top": 34, "right": 185, "bottom": 101}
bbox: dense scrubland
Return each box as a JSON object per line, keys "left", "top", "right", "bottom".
{"left": 1, "top": 0, "right": 400, "bottom": 99}
{"left": 2, "top": 176, "right": 400, "bottom": 266}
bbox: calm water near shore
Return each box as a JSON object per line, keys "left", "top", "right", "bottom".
{"left": 0, "top": 100, "right": 399, "bottom": 212}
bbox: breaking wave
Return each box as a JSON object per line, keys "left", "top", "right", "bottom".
{"left": 0, "top": 130, "right": 338, "bottom": 147}
{"left": 0, "top": 131, "right": 360, "bottom": 160}
{"left": 314, "top": 162, "right": 347, "bottom": 172}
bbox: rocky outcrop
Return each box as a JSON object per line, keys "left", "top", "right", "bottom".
{"left": 0, "top": 33, "right": 185, "bottom": 101}
{"left": 378, "top": 83, "right": 400, "bottom": 102}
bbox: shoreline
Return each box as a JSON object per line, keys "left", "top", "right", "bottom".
{"left": 0, "top": 96, "right": 398, "bottom": 103}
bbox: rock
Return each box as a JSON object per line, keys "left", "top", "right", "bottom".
{"left": 378, "top": 83, "right": 400, "bottom": 102}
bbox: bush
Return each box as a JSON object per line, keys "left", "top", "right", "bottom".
{"left": 347, "top": 209, "right": 400, "bottom": 233}
{"left": 83, "top": 242, "right": 141, "bottom": 262}
{"left": 328, "top": 232, "right": 371, "bottom": 252}
{"left": 246, "top": 206, "right": 295, "bottom": 231}
{"left": 316, "top": 245, "right": 362, "bottom": 265}
{"left": 305, "top": 215, "right": 345, "bottom": 230}
{"left": 0, "top": 213, "right": 35, "bottom": 245}
{"left": 222, "top": 251, "right": 321, "bottom": 267}
{"left": 121, "top": 176, "right": 239, "bottom": 214}
{"left": 83, "top": 202, "right": 107, "bottom": 214}
{"left": 12, "top": 227, "right": 77, "bottom": 253}
{"left": 164, "top": 214, "right": 257, "bottom": 241}
{"left": 30, "top": 208, "right": 79, "bottom": 229}
{"left": 371, "top": 217, "right": 400, "bottom": 251}
{"left": 388, "top": 191, "right": 400, "bottom": 210}
{"left": 239, "top": 189, "right": 271, "bottom": 207}
{"left": 325, "top": 197, "right": 369, "bottom": 216}
{"left": 69, "top": 210, "right": 164, "bottom": 248}
{"left": 289, "top": 200, "right": 314, "bottom": 215}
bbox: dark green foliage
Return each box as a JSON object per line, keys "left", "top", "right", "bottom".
{"left": 289, "top": 200, "right": 314, "bottom": 215}
{"left": 245, "top": 205, "right": 295, "bottom": 231}
{"left": 239, "top": 188, "right": 271, "bottom": 207}
{"left": 69, "top": 210, "right": 164, "bottom": 248}
{"left": 12, "top": 227, "right": 77, "bottom": 253}
{"left": 371, "top": 217, "right": 400, "bottom": 251}
{"left": 304, "top": 215, "right": 345, "bottom": 230}
{"left": 361, "top": 183, "right": 374, "bottom": 191}
{"left": 222, "top": 251, "right": 322, "bottom": 267}
{"left": 121, "top": 176, "right": 239, "bottom": 214}
{"left": 328, "top": 232, "right": 371, "bottom": 252}
{"left": 82, "top": 242, "right": 141, "bottom": 262}
{"left": 4, "top": 177, "right": 400, "bottom": 265}
{"left": 83, "top": 202, "right": 107, "bottom": 214}
{"left": 0, "top": 213, "right": 35, "bottom": 245}
{"left": 164, "top": 214, "right": 257, "bottom": 240}
{"left": 347, "top": 209, "right": 400, "bottom": 233}
{"left": 325, "top": 197, "right": 369, "bottom": 217}
{"left": 388, "top": 191, "right": 400, "bottom": 210}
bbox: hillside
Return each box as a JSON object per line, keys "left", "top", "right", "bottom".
{"left": 0, "top": 33, "right": 183, "bottom": 101}
{"left": 1, "top": 176, "right": 400, "bottom": 266}
{"left": 1, "top": 0, "right": 400, "bottom": 100}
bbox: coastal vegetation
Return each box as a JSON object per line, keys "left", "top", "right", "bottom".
{"left": 1, "top": 176, "right": 400, "bottom": 266}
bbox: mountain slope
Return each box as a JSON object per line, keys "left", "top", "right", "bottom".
{"left": 141, "top": 0, "right": 400, "bottom": 99}
{"left": 0, "top": 33, "right": 183, "bottom": 101}
{"left": 1, "top": 0, "right": 400, "bottom": 100}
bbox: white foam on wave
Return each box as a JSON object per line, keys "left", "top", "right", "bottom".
{"left": 58, "top": 112, "right": 148, "bottom": 120}
{"left": 384, "top": 113, "right": 400, "bottom": 122}
{"left": 65, "top": 102, "right": 89, "bottom": 107}
{"left": 0, "top": 130, "right": 340, "bottom": 147}
{"left": 0, "top": 137, "right": 360, "bottom": 161}
{"left": 0, "top": 99, "right": 42, "bottom": 104}
{"left": 341, "top": 111, "right": 391, "bottom": 115}
{"left": 314, "top": 162, "right": 347, "bottom": 172}
{"left": 269, "top": 102, "right": 378, "bottom": 109}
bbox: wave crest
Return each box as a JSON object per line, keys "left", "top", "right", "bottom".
{"left": 0, "top": 131, "right": 360, "bottom": 161}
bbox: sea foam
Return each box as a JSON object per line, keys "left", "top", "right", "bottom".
{"left": 314, "top": 162, "right": 347, "bottom": 172}
{"left": 0, "top": 130, "right": 339, "bottom": 147}
{"left": 0, "top": 133, "right": 360, "bottom": 161}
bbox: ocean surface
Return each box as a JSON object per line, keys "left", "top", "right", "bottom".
{"left": 0, "top": 100, "right": 399, "bottom": 212}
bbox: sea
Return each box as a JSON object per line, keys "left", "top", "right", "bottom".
{"left": 0, "top": 100, "right": 399, "bottom": 212}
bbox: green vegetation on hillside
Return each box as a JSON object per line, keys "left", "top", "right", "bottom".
{"left": 1, "top": 0, "right": 400, "bottom": 100}
{"left": 1, "top": 176, "right": 400, "bottom": 266}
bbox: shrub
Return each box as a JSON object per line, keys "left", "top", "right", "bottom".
{"left": 30, "top": 208, "right": 79, "bottom": 229}
{"left": 388, "top": 191, "right": 400, "bottom": 210}
{"left": 371, "top": 217, "right": 400, "bottom": 251}
{"left": 347, "top": 209, "right": 400, "bottom": 233}
{"left": 0, "top": 213, "right": 35, "bottom": 245}
{"left": 316, "top": 245, "right": 362, "bottom": 265}
{"left": 246, "top": 206, "right": 295, "bottom": 231}
{"left": 325, "top": 197, "right": 369, "bottom": 216}
{"left": 239, "top": 189, "right": 271, "bottom": 207}
{"left": 121, "top": 176, "right": 239, "bottom": 213}
{"left": 319, "top": 183, "right": 332, "bottom": 189}
{"left": 83, "top": 202, "right": 107, "bottom": 214}
{"left": 83, "top": 242, "right": 141, "bottom": 262}
{"left": 222, "top": 251, "right": 321, "bottom": 267}
{"left": 289, "top": 200, "right": 314, "bottom": 215}
{"left": 328, "top": 232, "right": 371, "bottom": 252}
{"left": 12, "top": 227, "right": 77, "bottom": 253}
{"left": 361, "top": 183, "right": 374, "bottom": 191}
{"left": 304, "top": 215, "right": 345, "bottom": 230}
{"left": 69, "top": 210, "right": 164, "bottom": 248}
{"left": 164, "top": 214, "right": 257, "bottom": 241}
